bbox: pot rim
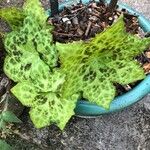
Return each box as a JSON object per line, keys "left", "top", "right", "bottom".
{"left": 48, "top": 0, "right": 150, "bottom": 116}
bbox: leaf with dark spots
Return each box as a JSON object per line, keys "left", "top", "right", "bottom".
{"left": 24, "top": 63, "right": 32, "bottom": 71}
{"left": 3, "top": 0, "right": 76, "bottom": 130}
{"left": 11, "top": 82, "right": 78, "bottom": 130}
{"left": 32, "top": 39, "right": 37, "bottom": 51}
{"left": 57, "top": 16, "right": 150, "bottom": 109}
{"left": 0, "top": 7, "right": 25, "bottom": 30}
{"left": 12, "top": 51, "right": 22, "bottom": 56}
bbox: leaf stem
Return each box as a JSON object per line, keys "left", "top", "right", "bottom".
{"left": 108, "top": 0, "right": 118, "bottom": 13}
{"left": 49, "top": 0, "right": 59, "bottom": 17}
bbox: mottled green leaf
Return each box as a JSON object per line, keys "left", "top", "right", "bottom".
{"left": 11, "top": 82, "right": 37, "bottom": 107}
{"left": 4, "top": 16, "right": 57, "bottom": 70}
{"left": 11, "top": 82, "right": 78, "bottom": 130}
{"left": 4, "top": 0, "right": 150, "bottom": 130}
{"left": 23, "top": 0, "right": 47, "bottom": 26}
{"left": 57, "top": 16, "right": 150, "bottom": 109}
{"left": 4, "top": 0, "right": 72, "bottom": 130}
{"left": 0, "top": 7, "right": 25, "bottom": 30}
{"left": 29, "top": 93, "right": 78, "bottom": 130}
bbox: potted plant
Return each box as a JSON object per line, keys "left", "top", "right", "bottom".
{"left": 76, "top": 0, "right": 150, "bottom": 116}
{"left": 0, "top": 0, "right": 150, "bottom": 131}
{"left": 48, "top": 0, "right": 150, "bottom": 116}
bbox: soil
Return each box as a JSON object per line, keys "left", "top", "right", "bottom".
{"left": 0, "top": 0, "right": 150, "bottom": 150}
{"left": 51, "top": 1, "right": 139, "bottom": 42}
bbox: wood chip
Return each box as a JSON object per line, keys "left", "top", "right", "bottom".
{"left": 85, "top": 21, "right": 92, "bottom": 36}
{"left": 72, "top": 17, "right": 79, "bottom": 25}
{"left": 143, "top": 63, "right": 150, "bottom": 74}
{"left": 91, "top": 2, "right": 97, "bottom": 8}
{"left": 77, "top": 27, "right": 84, "bottom": 36}
{"left": 89, "top": 16, "right": 98, "bottom": 22}
{"left": 145, "top": 51, "right": 150, "bottom": 58}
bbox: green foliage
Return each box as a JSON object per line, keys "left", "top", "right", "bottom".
{"left": 3, "top": 0, "right": 150, "bottom": 129}
{"left": 1, "top": 111, "right": 22, "bottom": 123}
{"left": 0, "top": 97, "right": 22, "bottom": 131}
{"left": 23, "top": 0, "right": 47, "bottom": 26}
{"left": 0, "top": 110, "right": 21, "bottom": 132}
{"left": 12, "top": 82, "right": 78, "bottom": 129}
{"left": 57, "top": 16, "right": 150, "bottom": 109}
{"left": 0, "top": 140, "right": 12, "bottom": 150}
{"left": 4, "top": 0, "right": 77, "bottom": 130}
{"left": 0, "top": 118, "right": 6, "bottom": 130}
{"left": 0, "top": 7, "right": 25, "bottom": 30}
{"left": 0, "top": 97, "right": 21, "bottom": 149}
{"left": 0, "top": 0, "right": 48, "bottom": 31}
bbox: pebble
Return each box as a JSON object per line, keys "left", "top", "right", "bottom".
{"left": 62, "top": 17, "right": 71, "bottom": 24}
{"left": 108, "top": 17, "right": 113, "bottom": 21}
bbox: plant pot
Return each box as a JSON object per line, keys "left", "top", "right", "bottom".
{"left": 48, "top": 0, "right": 150, "bottom": 116}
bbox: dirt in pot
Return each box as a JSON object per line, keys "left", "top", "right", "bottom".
{"left": 48, "top": 0, "right": 150, "bottom": 96}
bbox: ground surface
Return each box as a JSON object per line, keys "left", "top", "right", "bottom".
{"left": 0, "top": 0, "right": 150, "bottom": 150}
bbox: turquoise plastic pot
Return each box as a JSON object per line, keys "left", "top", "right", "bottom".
{"left": 48, "top": 0, "right": 150, "bottom": 116}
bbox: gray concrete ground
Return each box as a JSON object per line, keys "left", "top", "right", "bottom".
{"left": 121, "top": 0, "right": 150, "bottom": 19}
{"left": 0, "top": 0, "right": 150, "bottom": 150}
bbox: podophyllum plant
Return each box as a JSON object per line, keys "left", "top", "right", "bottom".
{"left": 1, "top": 0, "right": 150, "bottom": 130}
{"left": 0, "top": 7, "right": 25, "bottom": 30}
